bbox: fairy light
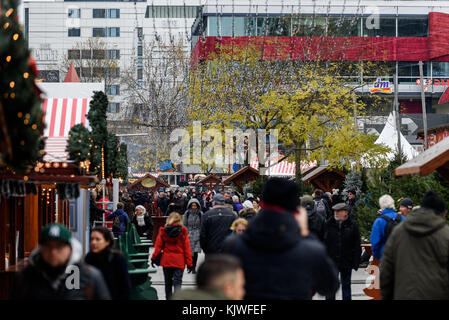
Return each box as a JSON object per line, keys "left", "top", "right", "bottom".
{"left": 13, "top": 34, "right": 19, "bottom": 41}
{"left": 5, "top": 9, "right": 14, "bottom": 17}
{"left": 101, "top": 147, "right": 105, "bottom": 179}
{"left": 3, "top": 23, "right": 9, "bottom": 29}
{"left": 6, "top": 56, "right": 11, "bottom": 62}
{"left": 10, "top": 93, "right": 15, "bottom": 99}
{"left": 32, "top": 124, "right": 37, "bottom": 130}
{"left": 9, "top": 81, "right": 14, "bottom": 88}
{"left": 23, "top": 72, "right": 29, "bottom": 79}
{"left": 24, "top": 119, "right": 29, "bottom": 125}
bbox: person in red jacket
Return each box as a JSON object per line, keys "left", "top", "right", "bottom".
{"left": 151, "top": 212, "right": 193, "bottom": 300}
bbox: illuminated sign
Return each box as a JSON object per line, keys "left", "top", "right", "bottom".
{"left": 416, "top": 79, "right": 449, "bottom": 86}
{"left": 370, "top": 78, "right": 392, "bottom": 94}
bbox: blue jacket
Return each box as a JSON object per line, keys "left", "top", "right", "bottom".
{"left": 370, "top": 208, "right": 404, "bottom": 261}
{"left": 234, "top": 201, "right": 244, "bottom": 213}
{"left": 107, "top": 209, "right": 130, "bottom": 234}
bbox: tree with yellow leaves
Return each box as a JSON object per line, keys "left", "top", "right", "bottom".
{"left": 188, "top": 43, "right": 391, "bottom": 186}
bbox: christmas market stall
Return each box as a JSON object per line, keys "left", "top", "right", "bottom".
{"left": 395, "top": 135, "right": 449, "bottom": 181}
{"left": 301, "top": 165, "right": 346, "bottom": 192}
{"left": 223, "top": 165, "right": 260, "bottom": 191}
{"left": 196, "top": 174, "right": 223, "bottom": 192}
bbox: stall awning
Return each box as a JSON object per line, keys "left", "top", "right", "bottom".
{"left": 250, "top": 158, "right": 316, "bottom": 176}
{"left": 438, "top": 87, "right": 449, "bottom": 105}
{"left": 42, "top": 98, "right": 91, "bottom": 162}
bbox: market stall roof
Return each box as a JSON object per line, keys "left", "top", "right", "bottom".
{"left": 127, "top": 173, "right": 170, "bottom": 191}
{"left": 250, "top": 157, "right": 316, "bottom": 176}
{"left": 197, "top": 174, "right": 223, "bottom": 191}
{"left": 438, "top": 87, "right": 449, "bottom": 104}
{"left": 395, "top": 135, "right": 449, "bottom": 181}
{"left": 302, "top": 165, "right": 345, "bottom": 192}
{"left": 223, "top": 165, "right": 259, "bottom": 190}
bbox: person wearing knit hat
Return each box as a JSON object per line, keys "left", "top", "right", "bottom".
{"left": 10, "top": 223, "right": 111, "bottom": 300}
{"left": 300, "top": 195, "right": 325, "bottom": 241}
{"left": 242, "top": 200, "right": 254, "bottom": 209}
{"left": 224, "top": 177, "right": 339, "bottom": 300}
{"left": 380, "top": 190, "right": 449, "bottom": 299}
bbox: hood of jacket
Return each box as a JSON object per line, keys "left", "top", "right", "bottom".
{"left": 187, "top": 198, "right": 201, "bottom": 210}
{"left": 164, "top": 225, "right": 182, "bottom": 238}
{"left": 402, "top": 207, "right": 447, "bottom": 237}
{"left": 242, "top": 208, "right": 301, "bottom": 251}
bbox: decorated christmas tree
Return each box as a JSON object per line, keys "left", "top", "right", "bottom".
{"left": 67, "top": 91, "right": 128, "bottom": 179}
{"left": 0, "top": 0, "right": 45, "bottom": 173}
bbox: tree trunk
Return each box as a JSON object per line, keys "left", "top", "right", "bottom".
{"left": 295, "top": 140, "right": 304, "bottom": 195}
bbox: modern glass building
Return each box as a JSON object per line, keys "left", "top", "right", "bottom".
{"left": 191, "top": 1, "right": 449, "bottom": 120}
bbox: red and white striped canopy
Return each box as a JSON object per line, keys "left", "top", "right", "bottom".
{"left": 250, "top": 158, "right": 316, "bottom": 176}
{"left": 42, "top": 98, "right": 91, "bottom": 162}
{"left": 132, "top": 173, "right": 160, "bottom": 178}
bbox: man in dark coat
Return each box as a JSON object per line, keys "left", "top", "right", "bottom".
{"left": 89, "top": 191, "right": 105, "bottom": 227}
{"left": 324, "top": 202, "right": 361, "bottom": 300}
{"left": 313, "top": 189, "right": 332, "bottom": 220}
{"left": 300, "top": 195, "right": 325, "bottom": 242}
{"left": 157, "top": 192, "right": 169, "bottom": 215}
{"left": 10, "top": 224, "right": 111, "bottom": 300}
{"left": 380, "top": 191, "right": 449, "bottom": 299}
{"left": 200, "top": 193, "right": 237, "bottom": 257}
{"left": 226, "top": 178, "right": 339, "bottom": 300}
{"left": 345, "top": 189, "right": 359, "bottom": 218}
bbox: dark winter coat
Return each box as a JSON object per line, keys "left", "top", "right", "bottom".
{"left": 132, "top": 213, "right": 154, "bottom": 238}
{"left": 85, "top": 248, "right": 131, "bottom": 300}
{"left": 200, "top": 198, "right": 212, "bottom": 213}
{"left": 152, "top": 225, "right": 193, "bottom": 269}
{"left": 157, "top": 197, "right": 169, "bottom": 215}
{"left": 124, "top": 200, "right": 136, "bottom": 222}
{"left": 307, "top": 207, "right": 326, "bottom": 242}
{"left": 324, "top": 216, "right": 361, "bottom": 271}
{"left": 313, "top": 196, "right": 332, "bottom": 220}
{"left": 380, "top": 207, "right": 449, "bottom": 300}
{"left": 200, "top": 205, "right": 237, "bottom": 255}
{"left": 10, "top": 239, "right": 111, "bottom": 300}
{"left": 225, "top": 208, "right": 339, "bottom": 300}
{"left": 106, "top": 209, "right": 130, "bottom": 235}
{"left": 89, "top": 198, "right": 105, "bottom": 225}
{"left": 183, "top": 198, "right": 203, "bottom": 253}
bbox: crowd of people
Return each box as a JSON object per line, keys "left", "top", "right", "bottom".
{"left": 8, "top": 177, "right": 449, "bottom": 300}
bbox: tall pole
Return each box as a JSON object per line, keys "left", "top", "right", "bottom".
{"left": 394, "top": 64, "right": 402, "bottom": 158}
{"left": 419, "top": 61, "right": 428, "bottom": 149}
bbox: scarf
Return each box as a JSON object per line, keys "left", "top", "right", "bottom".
{"left": 136, "top": 214, "right": 146, "bottom": 226}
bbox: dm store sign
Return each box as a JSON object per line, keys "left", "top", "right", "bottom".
{"left": 370, "top": 78, "right": 392, "bottom": 94}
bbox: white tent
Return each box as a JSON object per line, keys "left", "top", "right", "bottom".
{"left": 375, "top": 113, "right": 419, "bottom": 161}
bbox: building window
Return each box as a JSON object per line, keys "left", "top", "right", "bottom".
{"left": 398, "top": 61, "right": 430, "bottom": 83}
{"left": 107, "top": 49, "right": 120, "bottom": 59}
{"left": 25, "top": 8, "right": 29, "bottom": 45}
{"left": 137, "top": 46, "right": 143, "bottom": 57}
{"left": 80, "top": 67, "right": 92, "bottom": 77}
{"left": 93, "top": 9, "right": 106, "bottom": 18}
{"left": 292, "top": 16, "right": 327, "bottom": 37}
{"left": 81, "top": 49, "right": 91, "bottom": 59}
{"left": 92, "top": 49, "right": 106, "bottom": 59}
{"left": 107, "top": 27, "right": 120, "bottom": 37}
{"left": 68, "top": 8, "right": 81, "bottom": 18}
{"left": 108, "top": 68, "right": 120, "bottom": 78}
{"left": 145, "top": 5, "right": 198, "bottom": 18}
{"left": 432, "top": 62, "right": 449, "bottom": 78}
{"left": 68, "top": 28, "right": 80, "bottom": 37}
{"left": 328, "top": 17, "right": 360, "bottom": 37}
{"left": 106, "top": 85, "right": 120, "bottom": 95}
{"left": 93, "top": 28, "right": 106, "bottom": 37}
{"left": 362, "top": 17, "right": 396, "bottom": 37}
{"left": 68, "top": 49, "right": 80, "bottom": 59}
{"left": 108, "top": 102, "right": 120, "bottom": 113}
{"left": 107, "top": 9, "right": 120, "bottom": 18}
{"left": 398, "top": 17, "right": 428, "bottom": 37}
{"left": 137, "top": 68, "right": 143, "bottom": 80}
{"left": 92, "top": 67, "right": 105, "bottom": 77}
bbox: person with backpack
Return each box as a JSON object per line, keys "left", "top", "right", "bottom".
{"left": 324, "top": 203, "right": 361, "bottom": 300}
{"left": 313, "top": 189, "right": 332, "bottom": 220}
{"left": 380, "top": 190, "right": 449, "bottom": 299}
{"left": 106, "top": 202, "right": 130, "bottom": 238}
{"left": 370, "top": 195, "right": 404, "bottom": 262}
{"left": 151, "top": 212, "right": 193, "bottom": 300}
{"left": 183, "top": 198, "right": 203, "bottom": 273}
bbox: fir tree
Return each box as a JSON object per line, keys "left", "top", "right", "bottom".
{"left": 0, "top": 0, "right": 45, "bottom": 172}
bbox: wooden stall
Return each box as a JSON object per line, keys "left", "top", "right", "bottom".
{"left": 301, "top": 165, "right": 346, "bottom": 192}
{"left": 395, "top": 135, "right": 449, "bottom": 181}
{"left": 223, "top": 166, "right": 260, "bottom": 191}
{"left": 196, "top": 174, "right": 223, "bottom": 192}
{"left": 0, "top": 163, "right": 98, "bottom": 299}
{"left": 126, "top": 173, "right": 170, "bottom": 194}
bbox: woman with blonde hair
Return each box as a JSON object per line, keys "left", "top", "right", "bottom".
{"left": 151, "top": 212, "right": 193, "bottom": 299}
{"left": 230, "top": 218, "right": 248, "bottom": 235}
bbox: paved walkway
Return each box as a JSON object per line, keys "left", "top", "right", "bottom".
{"left": 147, "top": 248, "right": 372, "bottom": 300}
